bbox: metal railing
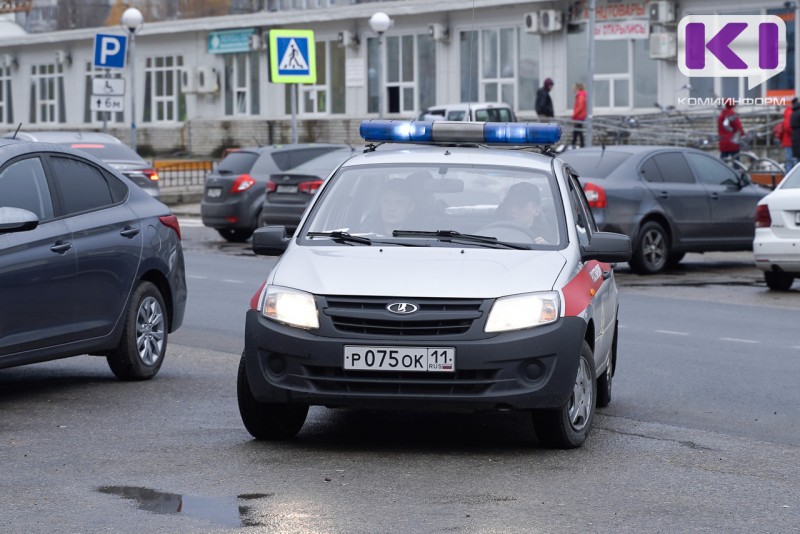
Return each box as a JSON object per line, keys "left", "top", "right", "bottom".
{"left": 154, "top": 160, "right": 213, "bottom": 188}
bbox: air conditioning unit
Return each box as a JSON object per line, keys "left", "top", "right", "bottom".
{"left": 180, "top": 67, "right": 197, "bottom": 93}
{"left": 427, "top": 23, "right": 449, "bottom": 42}
{"left": 539, "top": 9, "right": 563, "bottom": 33}
{"left": 337, "top": 30, "right": 359, "bottom": 48}
{"left": 524, "top": 12, "right": 540, "bottom": 34}
{"left": 650, "top": 32, "right": 677, "bottom": 59}
{"left": 197, "top": 66, "right": 219, "bottom": 94}
{"left": 648, "top": 1, "right": 675, "bottom": 24}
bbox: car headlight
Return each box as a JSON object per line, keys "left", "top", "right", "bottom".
{"left": 262, "top": 285, "right": 319, "bottom": 330}
{"left": 484, "top": 291, "right": 560, "bottom": 333}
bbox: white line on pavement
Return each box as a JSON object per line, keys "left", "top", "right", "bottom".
{"left": 720, "top": 337, "right": 759, "bottom": 344}
{"left": 656, "top": 330, "right": 689, "bottom": 336}
{"left": 223, "top": 279, "right": 244, "bottom": 284}
{"left": 187, "top": 275, "right": 208, "bottom": 280}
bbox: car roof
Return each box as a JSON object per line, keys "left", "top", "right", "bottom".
{"left": 0, "top": 138, "right": 113, "bottom": 161}
{"left": 342, "top": 145, "right": 553, "bottom": 173}
{"left": 563, "top": 145, "right": 706, "bottom": 155}
{"left": 2, "top": 130, "right": 125, "bottom": 144}
{"left": 233, "top": 143, "right": 352, "bottom": 155}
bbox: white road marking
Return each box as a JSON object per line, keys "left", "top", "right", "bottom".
{"left": 720, "top": 337, "right": 759, "bottom": 344}
{"left": 187, "top": 275, "right": 208, "bottom": 280}
{"left": 656, "top": 330, "right": 689, "bottom": 336}
{"left": 223, "top": 279, "right": 244, "bottom": 284}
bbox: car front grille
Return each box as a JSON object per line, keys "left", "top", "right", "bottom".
{"left": 304, "top": 365, "right": 501, "bottom": 395}
{"left": 322, "top": 296, "right": 485, "bottom": 336}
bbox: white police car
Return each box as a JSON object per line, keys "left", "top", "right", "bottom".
{"left": 238, "top": 120, "right": 631, "bottom": 449}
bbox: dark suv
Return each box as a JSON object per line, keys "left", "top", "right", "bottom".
{"left": 201, "top": 144, "right": 349, "bottom": 242}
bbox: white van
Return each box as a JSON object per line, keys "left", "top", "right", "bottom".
{"left": 416, "top": 102, "right": 517, "bottom": 122}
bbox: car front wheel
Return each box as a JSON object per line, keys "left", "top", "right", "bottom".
{"left": 237, "top": 353, "right": 308, "bottom": 440}
{"left": 107, "top": 281, "right": 168, "bottom": 381}
{"left": 629, "top": 221, "right": 669, "bottom": 274}
{"left": 532, "top": 340, "right": 596, "bottom": 449}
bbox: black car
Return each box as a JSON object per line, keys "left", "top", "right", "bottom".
{"left": 2, "top": 131, "right": 161, "bottom": 199}
{"left": 201, "top": 144, "right": 349, "bottom": 242}
{"left": 0, "top": 139, "right": 186, "bottom": 380}
{"left": 258, "top": 147, "right": 357, "bottom": 232}
{"left": 560, "top": 146, "right": 770, "bottom": 274}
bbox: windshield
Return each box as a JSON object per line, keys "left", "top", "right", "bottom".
{"left": 302, "top": 163, "right": 565, "bottom": 248}
{"left": 781, "top": 165, "right": 800, "bottom": 189}
{"left": 559, "top": 150, "right": 632, "bottom": 179}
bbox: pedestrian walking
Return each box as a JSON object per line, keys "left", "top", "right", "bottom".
{"left": 718, "top": 101, "right": 745, "bottom": 160}
{"left": 777, "top": 98, "right": 796, "bottom": 171}
{"left": 571, "top": 82, "right": 587, "bottom": 148}
{"left": 536, "top": 78, "right": 554, "bottom": 119}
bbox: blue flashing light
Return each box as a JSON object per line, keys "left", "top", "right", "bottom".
{"left": 359, "top": 120, "right": 434, "bottom": 143}
{"left": 359, "top": 120, "right": 561, "bottom": 145}
{"left": 483, "top": 122, "right": 562, "bottom": 145}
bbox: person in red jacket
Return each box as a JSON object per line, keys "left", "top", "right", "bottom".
{"left": 571, "top": 82, "right": 587, "bottom": 147}
{"left": 778, "top": 98, "right": 796, "bottom": 171}
{"left": 718, "top": 101, "right": 745, "bottom": 160}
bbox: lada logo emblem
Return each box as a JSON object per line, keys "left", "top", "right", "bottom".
{"left": 386, "top": 302, "right": 418, "bottom": 314}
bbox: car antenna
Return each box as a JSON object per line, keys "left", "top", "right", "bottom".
{"left": 11, "top": 123, "right": 22, "bottom": 139}
{"left": 253, "top": 137, "right": 262, "bottom": 147}
{"left": 464, "top": 0, "right": 477, "bottom": 122}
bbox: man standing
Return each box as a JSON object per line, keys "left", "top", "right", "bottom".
{"left": 779, "top": 98, "right": 796, "bottom": 171}
{"left": 790, "top": 97, "right": 800, "bottom": 167}
{"left": 536, "top": 78, "right": 554, "bottom": 119}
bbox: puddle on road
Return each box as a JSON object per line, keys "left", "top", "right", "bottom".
{"left": 98, "top": 486, "right": 271, "bottom": 528}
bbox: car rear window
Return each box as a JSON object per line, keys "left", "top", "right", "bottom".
{"left": 268, "top": 147, "right": 340, "bottom": 172}
{"left": 217, "top": 151, "right": 259, "bottom": 174}
{"left": 559, "top": 151, "right": 632, "bottom": 179}
{"left": 782, "top": 168, "right": 800, "bottom": 189}
{"left": 63, "top": 142, "right": 146, "bottom": 163}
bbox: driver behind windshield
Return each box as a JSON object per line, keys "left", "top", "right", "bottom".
{"left": 496, "top": 182, "right": 556, "bottom": 244}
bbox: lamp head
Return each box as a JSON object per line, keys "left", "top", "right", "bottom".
{"left": 121, "top": 7, "right": 144, "bottom": 34}
{"left": 369, "top": 12, "right": 392, "bottom": 34}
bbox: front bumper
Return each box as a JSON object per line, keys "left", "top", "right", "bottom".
{"left": 243, "top": 309, "right": 586, "bottom": 412}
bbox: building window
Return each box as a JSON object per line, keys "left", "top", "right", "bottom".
{"left": 84, "top": 62, "right": 124, "bottom": 124}
{"left": 224, "top": 53, "right": 260, "bottom": 116}
{"left": 460, "top": 28, "right": 525, "bottom": 109}
{"left": 367, "top": 34, "right": 436, "bottom": 115}
{"left": 286, "top": 40, "right": 346, "bottom": 116}
{"left": 567, "top": 31, "right": 656, "bottom": 111}
{"left": 143, "top": 55, "right": 185, "bottom": 123}
{"left": 0, "top": 65, "right": 13, "bottom": 124}
{"left": 29, "top": 64, "right": 65, "bottom": 124}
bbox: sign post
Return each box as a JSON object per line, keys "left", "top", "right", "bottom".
{"left": 93, "top": 33, "right": 128, "bottom": 133}
{"left": 269, "top": 29, "right": 316, "bottom": 144}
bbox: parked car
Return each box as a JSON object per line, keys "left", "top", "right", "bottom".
{"left": 754, "top": 164, "right": 800, "bottom": 290}
{"left": 2, "top": 131, "right": 161, "bottom": 199}
{"left": 201, "top": 143, "right": 349, "bottom": 242}
{"left": 0, "top": 138, "right": 186, "bottom": 380}
{"left": 257, "top": 147, "right": 357, "bottom": 232}
{"left": 559, "top": 146, "right": 770, "bottom": 274}
{"left": 416, "top": 102, "right": 517, "bottom": 122}
{"left": 238, "top": 120, "right": 631, "bottom": 449}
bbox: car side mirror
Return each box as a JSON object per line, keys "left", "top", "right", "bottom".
{"left": 252, "top": 226, "right": 290, "bottom": 256}
{"left": 0, "top": 207, "right": 39, "bottom": 234}
{"left": 580, "top": 231, "right": 632, "bottom": 263}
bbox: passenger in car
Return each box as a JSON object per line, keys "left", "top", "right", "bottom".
{"left": 373, "top": 178, "right": 418, "bottom": 235}
{"left": 496, "top": 182, "right": 556, "bottom": 244}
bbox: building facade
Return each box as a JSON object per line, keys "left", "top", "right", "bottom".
{"left": 0, "top": 0, "right": 795, "bottom": 155}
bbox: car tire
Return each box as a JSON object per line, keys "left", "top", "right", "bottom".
{"left": 217, "top": 228, "right": 254, "bottom": 242}
{"left": 596, "top": 322, "right": 617, "bottom": 408}
{"left": 106, "top": 281, "right": 168, "bottom": 381}
{"left": 764, "top": 271, "right": 795, "bottom": 291}
{"left": 531, "top": 340, "right": 596, "bottom": 449}
{"left": 237, "top": 353, "right": 308, "bottom": 440}
{"left": 629, "top": 221, "right": 669, "bottom": 274}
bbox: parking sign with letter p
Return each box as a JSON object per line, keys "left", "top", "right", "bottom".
{"left": 94, "top": 33, "right": 128, "bottom": 70}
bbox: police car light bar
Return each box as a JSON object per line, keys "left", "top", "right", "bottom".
{"left": 359, "top": 120, "right": 562, "bottom": 145}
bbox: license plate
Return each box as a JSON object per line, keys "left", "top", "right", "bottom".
{"left": 277, "top": 185, "right": 298, "bottom": 193}
{"left": 344, "top": 346, "right": 455, "bottom": 373}
{"left": 207, "top": 187, "right": 222, "bottom": 198}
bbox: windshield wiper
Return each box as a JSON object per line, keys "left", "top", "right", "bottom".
{"left": 392, "top": 230, "right": 530, "bottom": 250}
{"left": 306, "top": 231, "right": 372, "bottom": 245}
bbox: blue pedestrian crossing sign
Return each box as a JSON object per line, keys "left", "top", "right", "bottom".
{"left": 269, "top": 29, "right": 316, "bottom": 84}
{"left": 93, "top": 33, "right": 128, "bottom": 70}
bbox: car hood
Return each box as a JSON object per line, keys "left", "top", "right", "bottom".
{"left": 271, "top": 245, "right": 567, "bottom": 298}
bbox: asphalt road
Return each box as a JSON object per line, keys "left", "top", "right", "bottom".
{"left": 1, "top": 220, "right": 798, "bottom": 533}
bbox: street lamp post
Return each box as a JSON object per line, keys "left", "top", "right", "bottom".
{"left": 121, "top": 7, "right": 143, "bottom": 152}
{"left": 369, "top": 12, "right": 392, "bottom": 118}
